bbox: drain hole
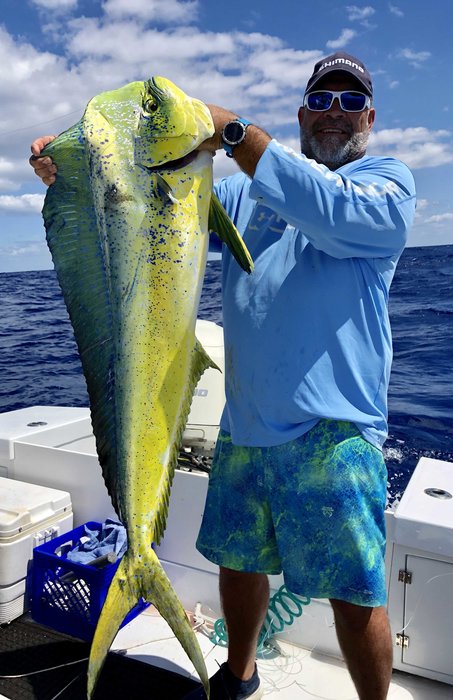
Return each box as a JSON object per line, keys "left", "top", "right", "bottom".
{"left": 424, "top": 487, "right": 452, "bottom": 500}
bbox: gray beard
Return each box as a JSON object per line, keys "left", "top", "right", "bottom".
{"left": 300, "top": 129, "right": 369, "bottom": 170}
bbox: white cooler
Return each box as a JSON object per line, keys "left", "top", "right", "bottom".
{"left": 0, "top": 476, "right": 73, "bottom": 623}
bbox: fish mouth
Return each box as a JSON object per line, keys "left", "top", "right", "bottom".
{"left": 143, "top": 149, "right": 200, "bottom": 172}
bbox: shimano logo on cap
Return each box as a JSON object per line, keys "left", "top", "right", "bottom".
{"left": 318, "top": 58, "right": 365, "bottom": 74}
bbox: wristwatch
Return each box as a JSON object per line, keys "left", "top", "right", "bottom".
{"left": 221, "top": 118, "right": 252, "bottom": 158}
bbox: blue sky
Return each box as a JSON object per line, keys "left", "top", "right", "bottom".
{"left": 0, "top": 0, "right": 452, "bottom": 272}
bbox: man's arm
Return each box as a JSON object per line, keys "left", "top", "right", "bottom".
{"left": 249, "top": 141, "right": 416, "bottom": 259}
{"left": 29, "top": 103, "right": 272, "bottom": 183}
{"left": 200, "top": 105, "right": 271, "bottom": 178}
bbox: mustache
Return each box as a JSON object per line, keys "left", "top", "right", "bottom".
{"left": 314, "top": 118, "right": 353, "bottom": 136}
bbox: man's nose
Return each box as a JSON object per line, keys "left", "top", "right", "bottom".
{"left": 327, "top": 96, "right": 344, "bottom": 114}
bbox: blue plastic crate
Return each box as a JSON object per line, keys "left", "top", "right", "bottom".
{"left": 31, "top": 521, "right": 149, "bottom": 641}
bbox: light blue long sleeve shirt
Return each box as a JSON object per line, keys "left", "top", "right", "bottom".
{"left": 213, "top": 139, "right": 416, "bottom": 449}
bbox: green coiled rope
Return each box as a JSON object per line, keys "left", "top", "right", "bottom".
{"left": 211, "top": 585, "right": 311, "bottom": 653}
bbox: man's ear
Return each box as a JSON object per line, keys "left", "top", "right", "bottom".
{"left": 368, "top": 107, "right": 376, "bottom": 131}
{"left": 298, "top": 105, "right": 305, "bottom": 127}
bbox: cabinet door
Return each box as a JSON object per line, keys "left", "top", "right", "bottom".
{"left": 403, "top": 555, "right": 453, "bottom": 676}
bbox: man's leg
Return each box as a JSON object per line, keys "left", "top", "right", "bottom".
{"left": 220, "top": 566, "right": 270, "bottom": 680}
{"left": 330, "top": 599, "right": 393, "bottom": 700}
{"left": 183, "top": 567, "right": 267, "bottom": 699}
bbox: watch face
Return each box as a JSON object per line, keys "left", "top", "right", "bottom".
{"left": 223, "top": 121, "right": 245, "bottom": 145}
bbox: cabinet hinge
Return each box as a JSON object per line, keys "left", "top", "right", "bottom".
{"left": 395, "top": 632, "right": 410, "bottom": 648}
{"left": 398, "top": 569, "right": 412, "bottom": 584}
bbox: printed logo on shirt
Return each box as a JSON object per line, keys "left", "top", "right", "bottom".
{"left": 248, "top": 205, "right": 287, "bottom": 235}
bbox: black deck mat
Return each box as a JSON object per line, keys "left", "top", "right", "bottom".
{"left": 0, "top": 617, "right": 199, "bottom": 699}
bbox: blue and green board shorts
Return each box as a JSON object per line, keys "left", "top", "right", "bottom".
{"left": 196, "top": 419, "right": 388, "bottom": 607}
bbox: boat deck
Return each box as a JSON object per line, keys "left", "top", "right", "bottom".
{"left": 108, "top": 608, "right": 453, "bottom": 698}
{"left": 1, "top": 606, "right": 445, "bottom": 700}
{"left": 1, "top": 601, "right": 452, "bottom": 699}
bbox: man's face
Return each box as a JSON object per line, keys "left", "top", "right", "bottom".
{"left": 298, "top": 74, "right": 375, "bottom": 170}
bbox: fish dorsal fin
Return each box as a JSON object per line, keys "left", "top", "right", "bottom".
{"left": 41, "top": 120, "right": 124, "bottom": 521}
{"left": 152, "top": 338, "right": 220, "bottom": 545}
{"left": 209, "top": 192, "right": 254, "bottom": 273}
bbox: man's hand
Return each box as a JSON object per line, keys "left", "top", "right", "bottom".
{"left": 29, "top": 135, "right": 58, "bottom": 185}
{"left": 198, "top": 104, "right": 238, "bottom": 153}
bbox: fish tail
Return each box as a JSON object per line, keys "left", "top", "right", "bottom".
{"left": 87, "top": 555, "right": 132, "bottom": 698}
{"left": 87, "top": 548, "right": 209, "bottom": 699}
{"left": 144, "top": 548, "right": 210, "bottom": 698}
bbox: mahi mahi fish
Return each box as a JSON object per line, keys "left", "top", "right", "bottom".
{"left": 40, "top": 76, "right": 253, "bottom": 698}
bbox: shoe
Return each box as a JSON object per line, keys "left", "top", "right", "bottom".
{"left": 182, "top": 662, "right": 263, "bottom": 699}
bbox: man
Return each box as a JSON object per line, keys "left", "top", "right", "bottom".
{"left": 30, "top": 52, "right": 416, "bottom": 700}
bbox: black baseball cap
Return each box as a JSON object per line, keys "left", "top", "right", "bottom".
{"left": 305, "top": 52, "right": 373, "bottom": 97}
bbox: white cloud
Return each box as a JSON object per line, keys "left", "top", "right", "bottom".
{"left": 0, "top": 153, "right": 43, "bottom": 192}
{"left": 388, "top": 4, "right": 404, "bottom": 18}
{"left": 346, "top": 5, "right": 375, "bottom": 21}
{"left": 326, "top": 29, "right": 357, "bottom": 50}
{"left": 0, "top": 194, "right": 45, "bottom": 214}
{"left": 369, "top": 127, "right": 453, "bottom": 169}
{"left": 67, "top": 20, "right": 236, "bottom": 62}
{"left": 31, "top": 0, "right": 78, "bottom": 9}
{"left": 8, "top": 243, "right": 46, "bottom": 257}
{"left": 102, "top": 0, "right": 199, "bottom": 23}
{"left": 247, "top": 47, "right": 320, "bottom": 86}
{"left": 241, "top": 10, "right": 261, "bottom": 30}
{"left": 370, "top": 127, "right": 450, "bottom": 147}
{"left": 406, "top": 199, "right": 453, "bottom": 246}
{"left": 0, "top": 157, "right": 15, "bottom": 176}
{"left": 415, "top": 198, "right": 429, "bottom": 212}
{"left": 397, "top": 48, "right": 431, "bottom": 67}
{"left": 213, "top": 154, "right": 240, "bottom": 181}
{"left": 0, "top": 27, "right": 84, "bottom": 174}
{"left": 424, "top": 212, "right": 453, "bottom": 225}
{"left": 0, "top": 26, "right": 64, "bottom": 83}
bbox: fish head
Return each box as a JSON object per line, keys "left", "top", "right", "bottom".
{"left": 135, "top": 77, "right": 214, "bottom": 169}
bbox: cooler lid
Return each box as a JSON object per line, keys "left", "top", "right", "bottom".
{"left": 0, "top": 406, "right": 90, "bottom": 462}
{"left": 0, "top": 476, "right": 72, "bottom": 538}
{"left": 394, "top": 457, "right": 453, "bottom": 557}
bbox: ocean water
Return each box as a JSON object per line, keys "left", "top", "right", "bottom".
{"left": 1, "top": 244, "right": 452, "bottom": 504}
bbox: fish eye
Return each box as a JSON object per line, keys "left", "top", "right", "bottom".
{"left": 144, "top": 98, "right": 158, "bottom": 114}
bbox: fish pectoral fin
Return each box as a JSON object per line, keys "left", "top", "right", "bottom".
{"left": 88, "top": 549, "right": 209, "bottom": 699}
{"left": 209, "top": 192, "right": 254, "bottom": 274}
{"left": 156, "top": 173, "right": 179, "bottom": 204}
{"left": 195, "top": 337, "right": 221, "bottom": 373}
